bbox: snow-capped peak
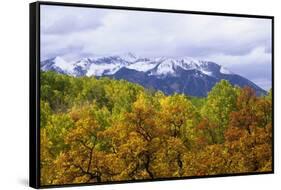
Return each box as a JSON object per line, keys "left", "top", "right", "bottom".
{"left": 53, "top": 56, "right": 74, "bottom": 71}
{"left": 54, "top": 56, "right": 66, "bottom": 65}
{"left": 152, "top": 58, "right": 178, "bottom": 75}
{"left": 118, "top": 52, "right": 138, "bottom": 62}
{"left": 74, "top": 58, "right": 92, "bottom": 67}
{"left": 179, "top": 56, "right": 201, "bottom": 64}
{"left": 148, "top": 57, "right": 218, "bottom": 77}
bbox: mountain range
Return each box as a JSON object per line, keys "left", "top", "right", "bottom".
{"left": 41, "top": 53, "right": 266, "bottom": 97}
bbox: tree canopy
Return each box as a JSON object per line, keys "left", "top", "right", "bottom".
{"left": 40, "top": 71, "right": 272, "bottom": 185}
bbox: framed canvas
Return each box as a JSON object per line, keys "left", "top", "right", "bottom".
{"left": 29, "top": 1, "right": 274, "bottom": 188}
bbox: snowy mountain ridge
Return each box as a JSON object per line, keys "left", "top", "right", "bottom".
{"left": 41, "top": 53, "right": 266, "bottom": 97}
{"left": 41, "top": 52, "right": 232, "bottom": 78}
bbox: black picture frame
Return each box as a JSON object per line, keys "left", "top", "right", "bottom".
{"left": 30, "top": 1, "right": 274, "bottom": 189}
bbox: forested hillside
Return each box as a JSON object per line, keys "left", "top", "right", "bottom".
{"left": 40, "top": 71, "right": 272, "bottom": 185}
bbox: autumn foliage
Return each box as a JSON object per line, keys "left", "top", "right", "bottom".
{"left": 40, "top": 71, "right": 272, "bottom": 185}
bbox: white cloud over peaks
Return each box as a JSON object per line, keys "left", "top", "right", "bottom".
{"left": 201, "top": 47, "right": 272, "bottom": 90}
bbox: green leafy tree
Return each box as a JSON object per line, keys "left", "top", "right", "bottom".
{"left": 201, "top": 80, "right": 238, "bottom": 143}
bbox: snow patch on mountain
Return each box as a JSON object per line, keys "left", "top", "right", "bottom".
{"left": 200, "top": 70, "right": 213, "bottom": 76}
{"left": 53, "top": 57, "right": 73, "bottom": 71}
{"left": 152, "top": 59, "right": 178, "bottom": 75}
{"left": 87, "top": 63, "right": 121, "bottom": 76}
{"left": 147, "top": 57, "right": 215, "bottom": 77}
{"left": 74, "top": 58, "right": 91, "bottom": 68}
{"left": 126, "top": 61, "right": 157, "bottom": 72}
{"left": 220, "top": 66, "right": 232, "bottom": 74}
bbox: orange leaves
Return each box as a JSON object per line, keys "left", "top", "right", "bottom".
{"left": 224, "top": 127, "right": 245, "bottom": 142}
{"left": 223, "top": 87, "right": 272, "bottom": 172}
{"left": 236, "top": 86, "right": 257, "bottom": 109}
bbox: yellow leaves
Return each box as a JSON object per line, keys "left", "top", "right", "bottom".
{"left": 260, "top": 160, "right": 272, "bottom": 172}
{"left": 159, "top": 94, "right": 196, "bottom": 123}
{"left": 158, "top": 95, "right": 198, "bottom": 141}
{"left": 73, "top": 176, "right": 89, "bottom": 184}
{"left": 119, "top": 132, "right": 148, "bottom": 159}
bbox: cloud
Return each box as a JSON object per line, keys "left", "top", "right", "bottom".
{"left": 200, "top": 47, "right": 272, "bottom": 90}
{"left": 40, "top": 5, "right": 272, "bottom": 89}
{"left": 41, "top": 5, "right": 106, "bottom": 35}
{"left": 41, "top": 6, "right": 271, "bottom": 58}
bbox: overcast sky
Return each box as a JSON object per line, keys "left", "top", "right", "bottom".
{"left": 40, "top": 5, "right": 272, "bottom": 90}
